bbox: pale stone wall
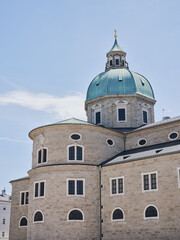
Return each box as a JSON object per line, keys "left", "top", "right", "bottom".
{"left": 30, "top": 124, "right": 124, "bottom": 168}
{"left": 126, "top": 121, "right": 180, "bottom": 150}
{"left": 101, "top": 153, "right": 180, "bottom": 240}
{"left": 9, "top": 178, "right": 29, "bottom": 240}
{"left": 27, "top": 165, "right": 100, "bottom": 240}
{"left": 85, "top": 94, "right": 155, "bottom": 129}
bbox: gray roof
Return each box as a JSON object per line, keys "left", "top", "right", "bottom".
{"left": 132, "top": 116, "right": 180, "bottom": 132}
{"left": 102, "top": 139, "right": 180, "bottom": 166}
{"left": 10, "top": 176, "right": 29, "bottom": 183}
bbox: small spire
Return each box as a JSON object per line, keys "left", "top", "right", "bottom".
{"left": 114, "top": 29, "right": 117, "bottom": 39}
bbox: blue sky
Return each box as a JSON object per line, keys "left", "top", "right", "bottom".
{"left": 0, "top": 0, "right": 180, "bottom": 194}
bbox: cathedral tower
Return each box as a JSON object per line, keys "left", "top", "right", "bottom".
{"left": 85, "top": 32, "right": 156, "bottom": 130}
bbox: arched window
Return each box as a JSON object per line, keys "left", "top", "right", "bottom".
{"left": 38, "top": 148, "right": 47, "bottom": 164}
{"left": 144, "top": 205, "right": 159, "bottom": 219}
{"left": 34, "top": 211, "right": 44, "bottom": 223}
{"left": 68, "top": 145, "right": 83, "bottom": 161}
{"left": 68, "top": 209, "right": 84, "bottom": 221}
{"left": 112, "top": 208, "right": 124, "bottom": 221}
{"left": 19, "top": 217, "right": 28, "bottom": 227}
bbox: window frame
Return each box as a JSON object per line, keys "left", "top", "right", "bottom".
{"left": 111, "top": 208, "right": 125, "bottom": 222}
{"left": 19, "top": 216, "right": 28, "bottom": 228}
{"left": 67, "top": 144, "right": 84, "bottom": 162}
{"left": 177, "top": 167, "right": 180, "bottom": 188}
{"left": 144, "top": 204, "right": 159, "bottom": 220}
{"left": 142, "top": 171, "right": 158, "bottom": 192}
{"left": 168, "top": 132, "right": 179, "bottom": 141}
{"left": 142, "top": 109, "right": 148, "bottom": 124}
{"left": 67, "top": 208, "right": 84, "bottom": 222}
{"left": 138, "top": 138, "right": 147, "bottom": 147}
{"left": 37, "top": 147, "right": 48, "bottom": 165}
{"left": 33, "top": 181, "right": 46, "bottom": 199}
{"left": 110, "top": 176, "right": 124, "bottom": 196}
{"left": 94, "top": 109, "right": 102, "bottom": 125}
{"left": 70, "top": 133, "right": 82, "bottom": 141}
{"left": 20, "top": 190, "right": 29, "bottom": 206}
{"left": 66, "top": 178, "right": 85, "bottom": 197}
{"left": 117, "top": 107, "right": 127, "bottom": 122}
{"left": 106, "top": 138, "right": 115, "bottom": 146}
{"left": 33, "top": 210, "right": 44, "bottom": 223}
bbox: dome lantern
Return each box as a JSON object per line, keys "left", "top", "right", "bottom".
{"left": 106, "top": 31, "right": 129, "bottom": 71}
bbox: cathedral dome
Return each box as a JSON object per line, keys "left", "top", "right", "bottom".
{"left": 86, "top": 68, "right": 155, "bottom": 101}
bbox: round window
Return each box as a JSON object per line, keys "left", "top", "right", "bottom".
{"left": 168, "top": 132, "right": 178, "bottom": 140}
{"left": 107, "top": 139, "right": 114, "bottom": 146}
{"left": 70, "top": 134, "right": 81, "bottom": 140}
{"left": 138, "top": 138, "right": 147, "bottom": 146}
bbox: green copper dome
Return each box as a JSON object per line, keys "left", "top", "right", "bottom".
{"left": 86, "top": 68, "right": 155, "bottom": 101}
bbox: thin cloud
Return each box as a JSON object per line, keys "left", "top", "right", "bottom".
{"left": 0, "top": 137, "right": 29, "bottom": 143}
{"left": 0, "top": 90, "right": 86, "bottom": 120}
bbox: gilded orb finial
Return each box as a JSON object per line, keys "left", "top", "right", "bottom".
{"left": 114, "top": 29, "right": 117, "bottom": 39}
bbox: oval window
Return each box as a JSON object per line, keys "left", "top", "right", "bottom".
{"left": 107, "top": 139, "right": 114, "bottom": 146}
{"left": 168, "top": 132, "right": 178, "bottom": 140}
{"left": 70, "top": 134, "right": 81, "bottom": 140}
{"left": 138, "top": 139, "right": 147, "bottom": 146}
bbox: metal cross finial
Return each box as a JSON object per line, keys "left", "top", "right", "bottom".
{"left": 114, "top": 29, "right": 117, "bottom": 39}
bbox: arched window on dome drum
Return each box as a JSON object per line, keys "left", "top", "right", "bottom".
{"left": 145, "top": 205, "right": 158, "bottom": 218}
{"left": 34, "top": 211, "right": 43, "bottom": 222}
{"left": 68, "top": 145, "right": 83, "bottom": 161}
{"left": 68, "top": 209, "right": 83, "bottom": 221}
{"left": 112, "top": 208, "right": 124, "bottom": 221}
{"left": 19, "top": 217, "right": 28, "bottom": 227}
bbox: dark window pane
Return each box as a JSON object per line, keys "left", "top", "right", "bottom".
{"left": 21, "top": 192, "right": 25, "bottom": 205}
{"left": 38, "top": 150, "right": 41, "bottom": 164}
{"left": 77, "top": 180, "right": 83, "bottom": 195}
{"left": 118, "top": 108, "right": 126, "bottom": 121}
{"left": 107, "top": 139, "right": 114, "bottom": 146}
{"left": 43, "top": 149, "right": 47, "bottom": 162}
{"left": 116, "top": 59, "right": 119, "bottom": 65}
{"left": 69, "top": 210, "right": 83, "bottom": 220}
{"left": 34, "top": 211, "right": 43, "bottom": 222}
{"left": 95, "top": 111, "right": 101, "bottom": 125}
{"left": 35, "top": 183, "right": 39, "bottom": 197}
{"left": 143, "top": 111, "right": 148, "bottom": 124}
{"left": 151, "top": 173, "right": 157, "bottom": 189}
{"left": 112, "top": 179, "right": 116, "bottom": 194}
{"left": 144, "top": 175, "right": 149, "bottom": 190}
{"left": 20, "top": 217, "right": 27, "bottom": 226}
{"left": 77, "top": 146, "right": 82, "bottom": 161}
{"left": 69, "top": 146, "right": 75, "bottom": 160}
{"left": 169, "top": 132, "right": 178, "bottom": 140}
{"left": 40, "top": 182, "right": 44, "bottom": 197}
{"left": 113, "top": 209, "right": 123, "bottom": 220}
{"left": 71, "top": 134, "right": 81, "bottom": 140}
{"left": 110, "top": 60, "right": 112, "bottom": 66}
{"left": 68, "top": 180, "right": 75, "bottom": 195}
{"left": 139, "top": 139, "right": 147, "bottom": 146}
{"left": 118, "top": 178, "right": 123, "bottom": 194}
{"left": 25, "top": 192, "right": 29, "bottom": 204}
{"left": 145, "top": 206, "right": 158, "bottom": 218}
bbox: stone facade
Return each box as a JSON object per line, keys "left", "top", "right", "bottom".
{"left": 9, "top": 36, "right": 180, "bottom": 240}
{"left": 85, "top": 94, "right": 155, "bottom": 128}
{"left": 101, "top": 153, "right": 180, "bottom": 240}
